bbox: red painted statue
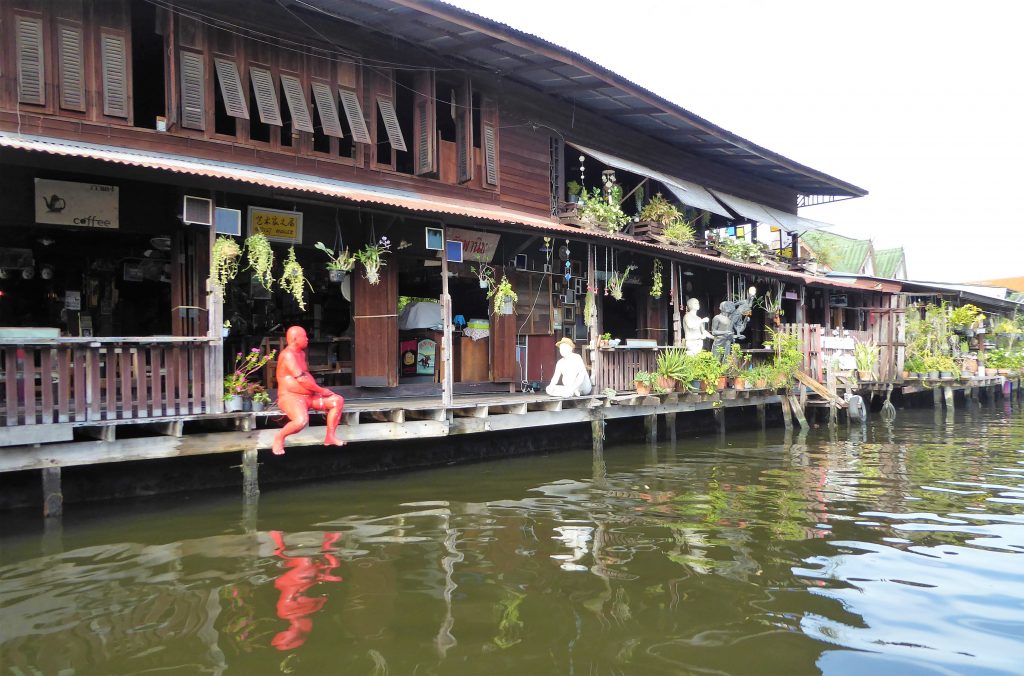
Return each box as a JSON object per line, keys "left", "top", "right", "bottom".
{"left": 272, "top": 326, "right": 346, "bottom": 455}
{"left": 269, "top": 530, "right": 343, "bottom": 651}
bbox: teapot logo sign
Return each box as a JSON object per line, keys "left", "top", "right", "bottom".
{"left": 43, "top": 194, "right": 66, "bottom": 213}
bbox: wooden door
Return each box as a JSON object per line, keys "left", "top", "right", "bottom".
{"left": 490, "top": 312, "right": 516, "bottom": 383}
{"left": 171, "top": 227, "right": 209, "bottom": 336}
{"left": 354, "top": 264, "right": 398, "bottom": 387}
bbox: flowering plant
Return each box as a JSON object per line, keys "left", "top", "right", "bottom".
{"left": 224, "top": 347, "right": 276, "bottom": 399}
{"left": 354, "top": 236, "right": 391, "bottom": 285}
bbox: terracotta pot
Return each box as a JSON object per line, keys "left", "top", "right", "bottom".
{"left": 716, "top": 376, "right": 728, "bottom": 391}
{"left": 656, "top": 375, "right": 676, "bottom": 392}
{"left": 901, "top": 370, "right": 909, "bottom": 379}
{"left": 732, "top": 376, "right": 746, "bottom": 390}
{"left": 635, "top": 381, "right": 652, "bottom": 396}
{"left": 754, "top": 378, "right": 768, "bottom": 389}
{"left": 857, "top": 370, "right": 872, "bottom": 382}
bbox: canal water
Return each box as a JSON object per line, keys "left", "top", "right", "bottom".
{"left": 2, "top": 404, "right": 1023, "bottom": 675}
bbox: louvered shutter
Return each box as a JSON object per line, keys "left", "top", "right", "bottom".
{"left": 280, "top": 74, "right": 313, "bottom": 133}
{"left": 100, "top": 32, "right": 128, "bottom": 118}
{"left": 179, "top": 50, "right": 205, "bottom": 130}
{"left": 413, "top": 70, "right": 436, "bottom": 176}
{"left": 483, "top": 125, "right": 498, "bottom": 186}
{"left": 249, "top": 66, "right": 282, "bottom": 125}
{"left": 311, "top": 81, "right": 343, "bottom": 138}
{"left": 214, "top": 58, "right": 248, "bottom": 119}
{"left": 375, "top": 97, "right": 406, "bottom": 151}
{"left": 456, "top": 79, "right": 473, "bottom": 184}
{"left": 16, "top": 15, "right": 46, "bottom": 105}
{"left": 338, "top": 88, "right": 371, "bottom": 144}
{"left": 57, "top": 23, "right": 85, "bottom": 112}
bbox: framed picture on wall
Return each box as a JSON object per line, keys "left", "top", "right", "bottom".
{"left": 564, "top": 290, "right": 575, "bottom": 305}
{"left": 563, "top": 323, "right": 575, "bottom": 340}
{"left": 571, "top": 260, "right": 582, "bottom": 277}
{"left": 514, "top": 253, "right": 528, "bottom": 270}
{"left": 563, "top": 305, "right": 575, "bottom": 323}
{"left": 574, "top": 278, "right": 583, "bottom": 294}
{"left": 425, "top": 227, "right": 444, "bottom": 250}
{"left": 445, "top": 240, "right": 463, "bottom": 263}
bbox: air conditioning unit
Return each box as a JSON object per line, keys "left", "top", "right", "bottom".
{"left": 214, "top": 207, "right": 242, "bottom": 236}
{"left": 182, "top": 195, "right": 213, "bottom": 225}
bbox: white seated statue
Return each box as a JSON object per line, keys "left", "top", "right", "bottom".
{"left": 683, "top": 298, "right": 713, "bottom": 355}
{"left": 546, "top": 337, "right": 593, "bottom": 397}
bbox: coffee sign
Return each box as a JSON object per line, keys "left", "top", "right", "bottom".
{"left": 35, "top": 178, "right": 119, "bottom": 229}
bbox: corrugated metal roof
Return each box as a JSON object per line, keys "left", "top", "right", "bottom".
{"left": 801, "top": 230, "right": 873, "bottom": 274}
{"left": 873, "top": 247, "right": 906, "bottom": 279}
{"left": 1, "top": 131, "right": 864, "bottom": 290}
{"left": 705, "top": 189, "right": 798, "bottom": 231}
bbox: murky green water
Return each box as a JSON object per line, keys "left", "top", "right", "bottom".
{"left": 2, "top": 403, "right": 1023, "bottom": 675}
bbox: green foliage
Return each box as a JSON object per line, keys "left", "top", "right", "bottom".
{"left": 640, "top": 194, "right": 698, "bottom": 246}
{"left": 566, "top": 180, "right": 582, "bottom": 197}
{"left": 211, "top": 236, "right": 241, "bottom": 295}
{"left": 650, "top": 259, "right": 663, "bottom": 299}
{"left": 656, "top": 348, "right": 690, "bottom": 382}
{"left": 723, "top": 343, "right": 750, "bottom": 378}
{"left": 923, "top": 353, "right": 958, "bottom": 373}
{"left": 986, "top": 348, "right": 1024, "bottom": 370}
{"left": 279, "top": 246, "right": 309, "bottom": 311}
{"left": 470, "top": 256, "right": 496, "bottom": 289}
{"left": 578, "top": 186, "right": 629, "bottom": 232}
{"left": 354, "top": 236, "right": 391, "bottom": 285}
{"left": 854, "top": 339, "right": 879, "bottom": 372}
{"left": 314, "top": 241, "right": 355, "bottom": 273}
{"left": 490, "top": 275, "right": 518, "bottom": 315}
{"left": 607, "top": 264, "right": 636, "bottom": 301}
{"left": 689, "top": 351, "right": 723, "bottom": 392}
{"left": 633, "top": 370, "right": 658, "bottom": 386}
{"left": 715, "top": 236, "right": 769, "bottom": 265}
{"left": 812, "top": 240, "right": 839, "bottom": 268}
{"left": 245, "top": 233, "right": 276, "bottom": 289}
{"left": 584, "top": 291, "right": 597, "bottom": 328}
{"left": 398, "top": 296, "right": 437, "bottom": 313}
{"left": 904, "top": 354, "right": 927, "bottom": 373}
{"left": 764, "top": 328, "right": 803, "bottom": 384}
{"left": 948, "top": 303, "right": 983, "bottom": 329}
{"left": 223, "top": 347, "right": 276, "bottom": 399}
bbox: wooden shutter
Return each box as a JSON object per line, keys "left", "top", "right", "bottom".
{"left": 354, "top": 262, "right": 399, "bottom": 387}
{"left": 279, "top": 73, "right": 314, "bottom": 133}
{"left": 16, "top": 15, "right": 46, "bottom": 105}
{"left": 338, "top": 88, "right": 371, "bottom": 144}
{"left": 376, "top": 96, "right": 407, "bottom": 151}
{"left": 100, "top": 32, "right": 129, "bottom": 118}
{"left": 413, "top": 70, "right": 437, "bottom": 176}
{"left": 490, "top": 313, "right": 516, "bottom": 383}
{"left": 214, "top": 58, "right": 248, "bottom": 119}
{"left": 57, "top": 23, "right": 85, "bottom": 112}
{"left": 249, "top": 66, "right": 282, "bottom": 125}
{"left": 311, "top": 81, "right": 343, "bottom": 138}
{"left": 455, "top": 79, "right": 473, "bottom": 184}
{"left": 481, "top": 96, "right": 499, "bottom": 187}
{"left": 179, "top": 50, "right": 205, "bottom": 130}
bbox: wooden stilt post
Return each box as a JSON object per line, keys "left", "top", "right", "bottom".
{"left": 756, "top": 402, "right": 766, "bottom": 431}
{"left": 645, "top": 413, "right": 657, "bottom": 444}
{"left": 242, "top": 448, "right": 260, "bottom": 500}
{"left": 780, "top": 396, "right": 793, "bottom": 431}
{"left": 933, "top": 386, "right": 942, "bottom": 408}
{"left": 714, "top": 406, "right": 725, "bottom": 436}
{"left": 42, "top": 467, "right": 62, "bottom": 518}
{"left": 944, "top": 385, "right": 954, "bottom": 411}
{"left": 440, "top": 224, "right": 454, "bottom": 409}
{"left": 789, "top": 395, "right": 809, "bottom": 429}
{"left": 591, "top": 416, "right": 604, "bottom": 453}
{"left": 665, "top": 412, "right": 677, "bottom": 443}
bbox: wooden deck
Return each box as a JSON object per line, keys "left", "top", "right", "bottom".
{"left": 0, "top": 389, "right": 780, "bottom": 473}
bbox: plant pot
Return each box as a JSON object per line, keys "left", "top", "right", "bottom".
{"left": 927, "top": 371, "right": 939, "bottom": 380}
{"left": 329, "top": 269, "right": 346, "bottom": 283}
{"left": 940, "top": 371, "right": 954, "bottom": 379}
{"left": 225, "top": 395, "right": 244, "bottom": 412}
{"left": 732, "top": 376, "right": 746, "bottom": 389}
{"left": 857, "top": 370, "right": 872, "bottom": 381}
{"left": 754, "top": 379, "right": 768, "bottom": 389}
{"left": 599, "top": 340, "right": 609, "bottom": 348}
{"left": 568, "top": 195, "right": 580, "bottom": 204}
{"left": 716, "top": 376, "right": 728, "bottom": 391}
{"left": 961, "top": 370, "right": 973, "bottom": 379}
{"left": 977, "top": 366, "right": 986, "bottom": 377}
{"left": 901, "top": 370, "right": 909, "bottom": 379}
{"left": 635, "top": 382, "right": 652, "bottom": 396}
{"left": 242, "top": 397, "right": 253, "bottom": 411}
{"left": 479, "top": 279, "right": 489, "bottom": 289}
{"left": 656, "top": 375, "right": 676, "bottom": 392}
{"left": 501, "top": 299, "right": 514, "bottom": 315}
{"left": 221, "top": 327, "right": 230, "bottom": 339}
{"left": 252, "top": 401, "right": 266, "bottom": 412}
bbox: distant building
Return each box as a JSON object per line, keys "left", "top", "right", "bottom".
{"left": 799, "top": 231, "right": 907, "bottom": 280}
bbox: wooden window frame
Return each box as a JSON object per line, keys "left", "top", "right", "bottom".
{"left": 98, "top": 28, "right": 130, "bottom": 121}
{"left": 56, "top": 19, "right": 86, "bottom": 113}
{"left": 15, "top": 11, "right": 48, "bottom": 107}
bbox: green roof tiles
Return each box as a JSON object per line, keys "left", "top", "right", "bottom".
{"left": 802, "top": 230, "right": 873, "bottom": 274}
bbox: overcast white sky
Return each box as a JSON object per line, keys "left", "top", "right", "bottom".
{"left": 448, "top": 0, "right": 1023, "bottom": 283}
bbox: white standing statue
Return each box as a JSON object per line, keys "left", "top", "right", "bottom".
{"left": 683, "top": 298, "right": 713, "bottom": 355}
{"left": 546, "top": 337, "right": 593, "bottom": 397}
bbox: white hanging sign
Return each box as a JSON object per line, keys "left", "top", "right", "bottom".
{"left": 35, "top": 178, "right": 119, "bottom": 229}
{"left": 446, "top": 227, "right": 500, "bottom": 263}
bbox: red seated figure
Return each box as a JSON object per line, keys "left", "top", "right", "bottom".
{"left": 272, "top": 326, "right": 346, "bottom": 455}
{"left": 269, "top": 530, "right": 343, "bottom": 651}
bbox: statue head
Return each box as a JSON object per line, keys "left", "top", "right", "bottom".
{"left": 719, "top": 301, "right": 735, "bottom": 314}
{"left": 686, "top": 298, "right": 700, "bottom": 313}
{"left": 556, "top": 336, "right": 575, "bottom": 358}
{"left": 285, "top": 325, "right": 309, "bottom": 350}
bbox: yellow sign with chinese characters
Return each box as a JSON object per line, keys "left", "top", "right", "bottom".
{"left": 247, "top": 207, "right": 303, "bottom": 243}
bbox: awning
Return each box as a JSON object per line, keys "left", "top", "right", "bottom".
{"left": 569, "top": 143, "right": 732, "bottom": 218}
{"left": 705, "top": 189, "right": 798, "bottom": 230}
{"left": 792, "top": 216, "right": 837, "bottom": 233}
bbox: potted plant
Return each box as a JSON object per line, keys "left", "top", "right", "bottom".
{"left": 606, "top": 264, "right": 636, "bottom": 301}
{"left": 854, "top": 339, "right": 879, "bottom": 382}
{"left": 354, "top": 236, "right": 391, "bottom": 285}
{"left": 471, "top": 257, "right": 496, "bottom": 290}
{"left": 633, "top": 370, "right": 656, "bottom": 396}
{"left": 566, "top": 180, "right": 583, "bottom": 204}
{"left": 948, "top": 303, "right": 982, "bottom": 336}
{"left": 749, "top": 365, "right": 771, "bottom": 389}
{"left": 223, "top": 371, "right": 247, "bottom": 412}
{"left": 577, "top": 186, "right": 630, "bottom": 233}
{"left": 689, "top": 351, "right": 722, "bottom": 395}
{"left": 655, "top": 348, "right": 689, "bottom": 392}
{"left": 222, "top": 320, "right": 231, "bottom": 339}
{"left": 599, "top": 332, "right": 612, "bottom": 348}
{"left": 224, "top": 347, "right": 276, "bottom": 412}
{"left": 245, "top": 233, "right": 276, "bottom": 290}
{"left": 724, "top": 344, "right": 750, "bottom": 389}
{"left": 211, "top": 236, "right": 242, "bottom": 296}
{"left": 279, "top": 246, "right": 310, "bottom": 311}
{"left": 314, "top": 241, "right": 356, "bottom": 282}
{"left": 489, "top": 275, "right": 518, "bottom": 315}
{"left": 249, "top": 384, "right": 272, "bottom": 412}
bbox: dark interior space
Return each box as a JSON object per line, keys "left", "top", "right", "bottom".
{"left": 130, "top": 0, "right": 166, "bottom": 129}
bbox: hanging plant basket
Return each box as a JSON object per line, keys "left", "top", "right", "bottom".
{"left": 328, "top": 269, "right": 346, "bottom": 283}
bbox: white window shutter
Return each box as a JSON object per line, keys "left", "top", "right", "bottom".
{"left": 249, "top": 66, "right": 282, "bottom": 126}
{"left": 179, "top": 50, "right": 205, "bottom": 130}
{"left": 483, "top": 124, "right": 498, "bottom": 186}
{"left": 57, "top": 24, "right": 85, "bottom": 112}
{"left": 280, "top": 74, "right": 314, "bottom": 133}
{"left": 375, "top": 96, "right": 406, "bottom": 151}
{"left": 16, "top": 15, "right": 46, "bottom": 106}
{"left": 339, "top": 88, "right": 371, "bottom": 144}
{"left": 214, "top": 58, "right": 248, "bottom": 119}
{"left": 311, "top": 81, "right": 343, "bottom": 138}
{"left": 100, "top": 32, "right": 129, "bottom": 118}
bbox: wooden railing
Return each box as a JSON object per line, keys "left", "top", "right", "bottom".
{"left": 593, "top": 347, "right": 660, "bottom": 392}
{"left": 779, "top": 323, "right": 824, "bottom": 381}
{"left": 1, "top": 338, "right": 216, "bottom": 427}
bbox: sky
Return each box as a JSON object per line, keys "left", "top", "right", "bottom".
{"left": 447, "top": 0, "right": 1023, "bottom": 283}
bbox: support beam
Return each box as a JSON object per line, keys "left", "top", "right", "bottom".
{"left": 665, "top": 412, "right": 676, "bottom": 443}
{"left": 780, "top": 396, "right": 793, "bottom": 431}
{"left": 944, "top": 385, "right": 954, "bottom": 411}
{"left": 242, "top": 448, "right": 259, "bottom": 501}
{"left": 788, "top": 395, "right": 809, "bottom": 429}
{"left": 756, "top": 402, "right": 766, "bottom": 430}
{"left": 713, "top": 406, "right": 725, "bottom": 436}
{"left": 42, "top": 467, "right": 62, "bottom": 518}
{"left": 644, "top": 414, "right": 657, "bottom": 444}
{"left": 591, "top": 417, "right": 604, "bottom": 453}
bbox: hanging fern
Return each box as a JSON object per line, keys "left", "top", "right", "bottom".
{"left": 211, "top": 236, "right": 241, "bottom": 296}
{"left": 650, "top": 259, "right": 663, "bottom": 299}
{"left": 244, "top": 233, "right": 275, "bottom": 290}
{"left": 279, "top": 246, "right": 309, "bottom": 311}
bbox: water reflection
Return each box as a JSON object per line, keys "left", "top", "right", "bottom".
{"left": 0, "top": 409, "right": 1022, "bottom": 674}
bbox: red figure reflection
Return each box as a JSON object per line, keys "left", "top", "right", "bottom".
{"left": 272, "top": 326, "right": 346, "bottom": 455}
{"left": 270, "top": 530, "right": 343, "bottom": 651}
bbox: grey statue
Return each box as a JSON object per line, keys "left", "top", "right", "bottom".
{"left": 729, "top": 289, "right": 756, "bottom": 342}
{"left": 711, "top": 301, "right": 736, "bottom": 361}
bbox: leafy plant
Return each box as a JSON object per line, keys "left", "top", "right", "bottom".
{"left": 723, "top": 343, "right": 750, "bottom": 378}
{"left": 578, "top": 186, "right": 630, "bottom": 232}
{"left": 279, "top": 246, "right": 310, "bottom": 310}
{"left": 607, "top": 264, "right": 636, "bottom": 301}
{"left": 639, "top": 193, "right": 697, "bottom": 246}
{"left": 584, "top": 291, "right": 597, "bottom": 328}
{"left": 600, "top": 332, "right": 612, "bottom": 341}
{"left": 314, "top": 241, "right": 356, "bottom": 272}
{"left": 470, "top": 256, "right": 496, "bottom": 289}
{"left": 748, "top": 364, "right": 773, "bottom": 387}
{"left": 211, "top": 236, "right": 242, "bottom": 295}
{"left": 948, "top": 303, "right": 983, "bottom": 329}
{"left": 854, "top": 339, "right": 879, "bottom": 373}
{"left": 656, "top": 348, "right": 690, "bottom": 382}
{"left": 650, "top": 259, "right": 663, "bottom": 299}
{"left": 689, "top": 351, "right": 723, "bottom": 393}
{"left": 223, "top": 347, "right": 276, "bottom": 399}
{"left": 489, "top": 275, "right": 518, "bottom": 315}
{"left": 715, "top": 236, "right": 769, "bottom": 265}
{"left": 252, "top": 390, "right": 272, "bottom": 405}
{"left": 354, "top": 236, "right": 391, "bottom": 285}
{"left": 566, "top": 180, "right": 582, "bottom": 198}
{"left": 764, "top": 327, "right": 802, "bottom": 384}
{"left": 634, "top": 371, "right": 658, "bottom": 386}
{"left": 245, "top": 233, "right": 275, "bottom": 290}
{"left": 904, "top": 354, "right": 927, "bottom": 373}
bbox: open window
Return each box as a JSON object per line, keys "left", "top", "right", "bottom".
{"left": 213, "top": 57, "right": 247, "bottom": 136}
{"left": 131, "top": 1, "right": 165, "bottom": 128}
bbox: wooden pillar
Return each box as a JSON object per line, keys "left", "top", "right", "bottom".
{"left": 644, "top": 413, "right": 657, "bottom": 444}
{"left": 665, "top": 412, "right": 677, "bottom": 443}
{"left": 714, "top": 406, "right": 725, "bottom": 436}
{"left": 780, "top": 396, "right": 793, "bottom": 431}
{"left": 670, "top": 262, "right": 682, "bottom": 346}
{"left": 756, "top": 402, "right": 766, "bottom": 430}
{"left": 943, "top": 385, "right": 954, "bottom": 411}
{"left": 42, "top": 467, "right": 62, "bottom": 518}
{"left": 933, "top": 386, "right": 942, "bottom": 408}
{"left": 440, "top": 224, "right": 454, "bottom": 408}
{"left": 789, "top": 395, "right": 809, "bottom": 429}
{"left": 206, "top": 224, "right": 224, "bottom": 414}
{"left": 242, "top": 448, "right": 260, "bottom": 501}
{"left": 591, "top": 416, "right": 604, "bottom": 453}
